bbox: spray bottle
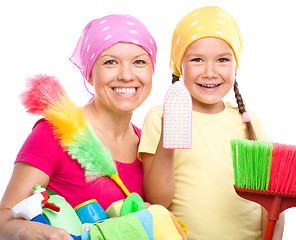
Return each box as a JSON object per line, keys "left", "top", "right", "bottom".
{"left": 10, "top": 185, "right": 87, "bottom": 240}
{"left": 10, "top": 184, "right": 59, "bottom": 224}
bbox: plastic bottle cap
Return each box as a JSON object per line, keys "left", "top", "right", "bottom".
{"left": 33, "top": 184, "right": 42, "bottom": 190}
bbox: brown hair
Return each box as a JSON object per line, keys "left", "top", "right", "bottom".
{"left": 172, "top": 74, "right": 180, "bottom": 84}
{"left": 233, "top": 80, "right": 257, "bottom": 140}
{"left": 172, "top": 74, "right": 257, "bottom": 140}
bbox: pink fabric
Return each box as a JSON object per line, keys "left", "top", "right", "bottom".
{"left": 15, "top": 119, "right": 144, "bottom": 210}
{"left": 70, "top": 14, "right": 157, "bottom": 83}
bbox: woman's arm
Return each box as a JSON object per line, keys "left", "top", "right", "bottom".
{"left": 0, "top": 162, "right": 72, "bottom": 240}
{"left": 261, "top": 207, "right": 285, "bottom": 240}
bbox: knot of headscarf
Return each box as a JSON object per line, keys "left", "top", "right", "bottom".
{"left": 170, "top": 6, "right": 243, "bottom": 77}
{"left": 70, "top": 14, "right": 157, "bottom": 83}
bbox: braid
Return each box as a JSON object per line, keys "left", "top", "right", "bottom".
{"left": 233, "top": 80, "right": 257, "bottom": 141}
{"left": 172, "top": 74, "right": 180, "bottom": 84}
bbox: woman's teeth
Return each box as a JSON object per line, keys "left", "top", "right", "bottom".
{"left": 113, "top": 87, "right": 137, "bottom": 94}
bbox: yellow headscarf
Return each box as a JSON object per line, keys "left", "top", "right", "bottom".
{"left": 170, "top": 6, "right": 243, "bottom": 77}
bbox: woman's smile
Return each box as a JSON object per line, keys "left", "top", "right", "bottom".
{"left": 112, "top": 87, "right": 138, "bottom": 95}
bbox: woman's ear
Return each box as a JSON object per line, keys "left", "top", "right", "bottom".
{"left": 88, "top": 73, "right": 93, "bottom": 85}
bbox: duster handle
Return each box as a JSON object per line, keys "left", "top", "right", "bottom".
{"left": 111, "top": 173, "right": 130, "bottom": 197}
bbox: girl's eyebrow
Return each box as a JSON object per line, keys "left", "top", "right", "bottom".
{"left": 217, "top": 52, "right": 234, "bottom": 57}
{"left": 185, "top": 53, "right": 204, "bottom": 58}
{"left": 185, "top": 52, "right": 234, "bottom": 58}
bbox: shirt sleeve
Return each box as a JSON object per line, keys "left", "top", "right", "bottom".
{"left": 138, "top": 105, "right": 163, "bottom": 156}
{"left": 15, "top": 119, "right": 63, "bottom": 178}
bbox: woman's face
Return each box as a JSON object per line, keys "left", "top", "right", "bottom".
{"left": 90, "top": 43, "right": 153, "bottom": 114}
{"left": 181, "top": 37, "right": 236, "bottom": 113}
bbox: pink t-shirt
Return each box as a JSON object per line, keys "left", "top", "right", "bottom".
{"left": 15, "top": 119, "right": 144, "bottom": 210}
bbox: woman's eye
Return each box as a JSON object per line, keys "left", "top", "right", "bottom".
{"left": 134, "top": 60, "right": 146, "bottom": 65}
{"left": 104, "top": 60, "right": 116, "bottom": 65}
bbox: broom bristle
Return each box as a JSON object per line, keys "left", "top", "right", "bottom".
{"left": 232, "top": 139, "right": 296, "bottom": 194}
{"left": 231, "top": 139, "right": 273, "bottom": 191}
{"left": 20, "top": 74, "right": 65, "bottom": 115}
{"left": 268, "top": 143, "right": 296, "bottom": 194}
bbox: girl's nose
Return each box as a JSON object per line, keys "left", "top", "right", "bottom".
{"left": 202, "top": 63, "right": 218, "bottom": 79}
{"left": 118, "top": 64, "right": 133, "bottom": 81}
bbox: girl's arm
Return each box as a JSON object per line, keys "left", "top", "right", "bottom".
{"left": 0, "top": 162, "right": 73, "bottom": 240}
{"left": 142, "top": 129, "right": 175, "bottom": 208}
{"left": 261, "top": 207, "right": 285, "bottom": 240}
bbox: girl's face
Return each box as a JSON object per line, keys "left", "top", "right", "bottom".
{"left": 181, "top": 37, "right": 236, "bottom": 113}
{"left": 90, "top": 43, "right": 153, "bottom": 114}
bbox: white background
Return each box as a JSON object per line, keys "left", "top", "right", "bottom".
{"left": 0, "top": 0, "right": 295, "bottom": 238}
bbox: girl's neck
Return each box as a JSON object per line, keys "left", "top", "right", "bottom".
{"left": 192, "top": 100, "right": 225, "bottom": 114}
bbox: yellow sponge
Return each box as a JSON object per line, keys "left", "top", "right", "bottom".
{"left": 105, "top": 200, "right": 124, "bottom": 218}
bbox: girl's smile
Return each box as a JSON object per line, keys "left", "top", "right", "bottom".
{"left": 196, "top": 83, "right": 223, "bottom": 91}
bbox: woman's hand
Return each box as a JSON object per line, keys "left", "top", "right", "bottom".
{"left": 17, "top": 222, "right": 74, "bottom": 240}
{"left": 0, "top": 162, "right": 59, "bottom": 240}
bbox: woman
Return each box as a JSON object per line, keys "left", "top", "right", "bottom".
{"left": 0, "top": 14, "right": 157, "bottom": 240}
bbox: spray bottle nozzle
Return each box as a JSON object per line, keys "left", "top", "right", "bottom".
{"left": 33, "top": 185, "right": 60, "bottom": 212}
{"left": 42, "top": 199, "right": 60, "bottom": 212}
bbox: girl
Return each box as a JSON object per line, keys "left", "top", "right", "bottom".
{"left": 138, "top": 6, "right": 284, "bottom": 240}
{"left": 0, "top": 14, "right": 156, "bottom": 240}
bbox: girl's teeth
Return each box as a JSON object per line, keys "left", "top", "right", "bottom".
{"left": 202, "top": 84, "right": 219, "bottom": 88}
{"left": 113, "top": 88, "right": 137, "bottom": 94}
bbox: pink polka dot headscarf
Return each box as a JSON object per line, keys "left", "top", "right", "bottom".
{"left": 70, "top": 14, "right": 157, "bottom": 83}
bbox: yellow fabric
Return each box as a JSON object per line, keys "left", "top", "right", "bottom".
{"left": 148, "top": 205, "right": 183, "bottom": 240}
{"left": 139, "top": 102, "right": 268, "bottom": 240}
{"left": 105, "top": 200, "right": 186, "bottom": 239}
{"left": 170, "top": 6, "right": 243, "bottom": 76}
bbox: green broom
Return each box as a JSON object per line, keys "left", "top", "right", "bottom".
{"left": 231, "top": 139, "right": 296, "bottom": 240}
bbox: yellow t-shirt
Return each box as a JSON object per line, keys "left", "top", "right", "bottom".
{"left": 138, "top": 102, "right": 268, "bottom": 240}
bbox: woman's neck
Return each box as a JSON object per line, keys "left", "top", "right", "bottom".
{"left": 82, "top": 100, "right": 138, "bottom": 163}
{"left": 82, "top": 101, "right": 133, "bottom": 140}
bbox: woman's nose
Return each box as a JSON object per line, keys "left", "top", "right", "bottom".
{"left": 118, "top": 63, "right": 133, "bottom": 81}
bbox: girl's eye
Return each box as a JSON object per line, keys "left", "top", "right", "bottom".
{"left": 104, "top": 60, "right": 116, "bottom": 65}
{"left": 191, "top": 58, "right": 203, "bottom": 62}
{"left": 218, "top": 58, "right": 228, "bottom": 63}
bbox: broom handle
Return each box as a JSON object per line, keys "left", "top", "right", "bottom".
{"left": 264, "top": 220, "right": 276, "bottom": 240}
{"left": 264, "top": 196, "right": 282, "bottom": 240}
